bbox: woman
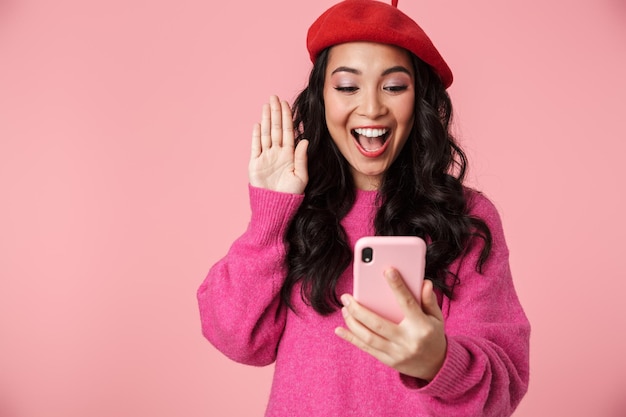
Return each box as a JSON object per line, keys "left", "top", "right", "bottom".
{"left": 197, "top": 1, "right": 530, "bottom": 415}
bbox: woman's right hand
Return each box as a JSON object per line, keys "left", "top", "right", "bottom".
{"left": 249, "top": 95, "right": 309, "bottom": 194}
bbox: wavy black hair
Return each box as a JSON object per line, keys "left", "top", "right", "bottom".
{"left": 281, "top": 47, "right": 492, "bottom": 315}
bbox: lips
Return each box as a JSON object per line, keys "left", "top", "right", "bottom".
{"left": 351, "top": 127, "right": 391, "bottom": 158}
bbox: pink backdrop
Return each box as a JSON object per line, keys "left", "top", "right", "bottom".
{"left": 1, "top": 0, "right": 625, "bottom": 416}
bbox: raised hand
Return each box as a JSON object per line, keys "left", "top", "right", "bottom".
{"left": 249, "top": 95, "right": 309, "bottom": 194}
{"left": 335, "top": 269, "right": 447, "bottom": 381}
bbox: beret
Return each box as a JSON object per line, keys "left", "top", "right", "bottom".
{"left": 306, "top": 0, "right": 453, "bottom": 88}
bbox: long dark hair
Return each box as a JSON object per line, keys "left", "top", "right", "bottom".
{"left": 281, "top": 48, "right": 492, "bottom": 315}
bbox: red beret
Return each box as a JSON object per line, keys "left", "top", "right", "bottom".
{"left": 306, "top": 0, "right": 453, "bottom": 88}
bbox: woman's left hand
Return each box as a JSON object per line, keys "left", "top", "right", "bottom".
{"left": 335, "top": 268, "right": 447, "bottom": 381}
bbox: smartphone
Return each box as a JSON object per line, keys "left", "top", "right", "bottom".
{"left": 353, "top": 236, "right": 426, "bottom": 323}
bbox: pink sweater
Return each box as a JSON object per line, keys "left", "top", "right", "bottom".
{"left": 197, "top": 186, "right": 530, "bottom": 416}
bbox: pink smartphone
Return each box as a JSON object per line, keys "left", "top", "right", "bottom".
{"left": 353, "top": 236, "right": 426, "bottom": 323}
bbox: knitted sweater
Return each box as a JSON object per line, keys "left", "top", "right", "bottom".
{"left": 197, "top": 186, "right": 530, "bottom": 417}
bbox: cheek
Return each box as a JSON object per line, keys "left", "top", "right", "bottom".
{"left": 399, "top": 96, "right": 415, "bottom": 122}
{"left": 396, "top": 101, "right": 415, "bottom": 132}
{"left": 395, "top": 100, "right": 415, "bottom": 150}
{"left": 323, "top": 96, "right": 347, "bottom": 131}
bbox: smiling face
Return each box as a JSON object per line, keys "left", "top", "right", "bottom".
{"left": 323, "top": 42, "right": 416, "bottom": 190}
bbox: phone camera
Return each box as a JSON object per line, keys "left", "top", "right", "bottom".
{"left": 361, "top": 247, "right": 373, "bottom": 263}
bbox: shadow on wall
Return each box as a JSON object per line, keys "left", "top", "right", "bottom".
{"left": 0, "top": 399, "right": 18, "bottom": 417}
{"left": 0, "top": 0, "right": 15, "bottom": 23}
{"left": 609, "top": 387, "right": 626, "bottom": 417}
{"left": 603, "top": 374, "right": 626, "bottom": 417}
{"left": 613, "top": 0, "right": 626, "bottom": 13}
{"left": 608, "top": 401, "right": 626, "bottom": 417}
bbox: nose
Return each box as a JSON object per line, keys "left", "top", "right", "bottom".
{"left": 357, "top": 88, "right": 387, "bottom": 119}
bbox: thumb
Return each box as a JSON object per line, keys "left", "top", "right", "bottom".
{"left": 421, "top": 279, "right": 443, "bottom": 321}
{"left": 294, "top": 139, "right": 309, "bottom": 183}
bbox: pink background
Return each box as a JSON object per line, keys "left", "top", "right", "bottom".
{"left": 1, "top": 0, "right": 625, "bottom": 416}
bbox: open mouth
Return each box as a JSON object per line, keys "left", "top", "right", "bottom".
{"left": 352, "top": 128, "right": 391, "bottom": 157}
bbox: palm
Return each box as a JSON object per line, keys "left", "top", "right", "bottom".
{"left": 249, "top": 96, "right": 308, "bottom": 194}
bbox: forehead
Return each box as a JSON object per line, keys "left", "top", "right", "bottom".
{"left": 326, "top": 42, "right": 414, "bottom": 75}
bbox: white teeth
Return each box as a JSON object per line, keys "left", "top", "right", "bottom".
{"left": 354, "top": 128, "right": 388, "bottom": 138}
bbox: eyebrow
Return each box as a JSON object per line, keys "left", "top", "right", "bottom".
{"left": 330, "top": 65, "right": 412, "bottom": 76}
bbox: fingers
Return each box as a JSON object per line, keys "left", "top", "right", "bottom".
{"left": 420, "top": 279, "right": 444, "bottom": 321}
{"left": 335, "top": 295, "right": 395, "bottom": 354}
{"left": 270, "top": 96, "right": 283, "bottom": 147}
{"left": 338, "top": 294, "right": 398, "bottom": 342}
{"left": 260, "top": 102, "right": 271, "bottom": 149}
{"left": 384, "top": 268, "right": 422, "bottom": 320}
{"left": 294, "top": 139, "right": 309, "bottom": 183}
{"left": 257, "top": 95, "right": 294, "bottom": 151}
{"left": 334, "top": 325, "right": 392, "bottom": 365}
{"left": 281, "top": 98, "right": 295, "bottom": 149}
{"left": 248, "top": 95, "right": 308, "bottom": 194}
{"left": 337, "top": 271, "right": 447, "bottom": 381}
{"left": 251, "top": 123, "right": 261, "bottom": 159}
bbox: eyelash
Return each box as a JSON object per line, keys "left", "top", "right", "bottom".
{"left": 334, "top": 86, "right": 358, "bottom": 93}
{"left": 333, "top": 85, "right": 409, "bottom": 93}
{"left": 385, "top": 85, "right": 408, "bottom": 92}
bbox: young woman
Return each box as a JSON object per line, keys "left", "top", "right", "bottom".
{"left": 197, "top": 1, "right": 530, "bottom": 415}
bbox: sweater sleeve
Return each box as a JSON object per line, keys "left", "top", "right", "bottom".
{"left": 197, "top": 185, "right": 303, "bottom": 366}
{"left": 407, "top": 192, "right": 530, "bottom": 416}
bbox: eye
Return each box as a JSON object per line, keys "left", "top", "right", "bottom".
{"left": 384, "top": 85, "right": 409, "bottom": 93}
{"left": 334, "top": 86, "right": 359, "bottom": 93}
